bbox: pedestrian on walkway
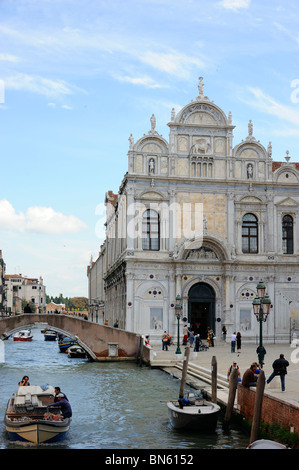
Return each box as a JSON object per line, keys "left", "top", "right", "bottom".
{"left": 208, "top": 328, "right": 215, "bottom": 347}
{"left": 231, "top": 332, "right": 236, "bottom": 353}
{"left": 188, "top": 330, "right": 195, "bottom": 348}
{"left": 194, "top": 333, "right": 200, "bottom": 352}
{"left": 236, "top": 332, "right": 242, "bottom": 355}
{"left": 162, "top": 331, "right": 169, "bottom": 351}
{"left": 222, "top": 325, "right": 227, "bottom": 342}
{"left": 227, "top": 360, "right": 241, "bottom": 383}
{"left": 266, "top": 354, "right": 289, "bottom": 392}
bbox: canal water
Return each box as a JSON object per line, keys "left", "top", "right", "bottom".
{"left": 0, "top": 326, "right": 249, "bottom": 450}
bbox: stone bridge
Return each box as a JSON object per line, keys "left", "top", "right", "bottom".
{"left": 0, "top": 314, "right": 142, "bottom": 362}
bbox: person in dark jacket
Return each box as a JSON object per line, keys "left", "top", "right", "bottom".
{"left": 242, "top": 363, "right": 257, "bottom": 387}
{"left": 48, "top": 394, "right": 72, "bottom": 418}
{"left": 266, "top": 354, "right": 289, "bottom": 392}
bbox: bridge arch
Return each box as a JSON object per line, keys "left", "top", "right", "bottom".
{"left": 0, "top": 314, "right": 140, "bottom": 362}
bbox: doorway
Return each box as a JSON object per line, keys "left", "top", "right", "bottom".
{"left": 188, "top": 283, "right": 215, "bottom": 339}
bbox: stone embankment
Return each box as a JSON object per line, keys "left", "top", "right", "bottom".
{"left": 145, "top": 341, "right": 299, "bottom": 435}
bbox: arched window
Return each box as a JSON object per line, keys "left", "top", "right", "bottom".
{"left": 242, "top": 213, "right": 258, "bottom": 253}
{"left": 282, "top": 215, "right": 293, "bottom": 254}
{"left": 142, "top": 209, "right": 160, "bottom": 251}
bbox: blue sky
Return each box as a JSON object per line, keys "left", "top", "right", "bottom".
{"left": 0, "top": 0, "right": 299, "bottom": 298}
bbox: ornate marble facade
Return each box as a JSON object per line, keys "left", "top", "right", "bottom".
{"left": 88, "top": 80, "right": 299, "bottom": 344}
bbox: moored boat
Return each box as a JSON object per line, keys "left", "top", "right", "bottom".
{"left": 58, "top": 336, "right": 78, "bottom": 353}
{"left": 67, "top": 345, "right": 86, "bottom": 358}
{"left": 167, "top": 394, "right": 220, "bottom": 431}
{"left": 165, "top": 346, "right": 220, "bottom": 432}
{"left": 13, "top": 330, "right": 33, "bottom": 342}
{"left": 43, "top": 330, "right": 57, "bottom": 341}
{"left": 248, "top": 439, "right": 289, "bottom": 449}
{"left": 4, "top": 385, "right": 71, "bottom": 444}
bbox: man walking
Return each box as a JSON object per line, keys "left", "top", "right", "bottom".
{"left": 266, "top": 354, "right": 289, "bottom": 392}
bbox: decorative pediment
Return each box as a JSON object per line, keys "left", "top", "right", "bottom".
{"left": 137, "top": 190, "right": 167, "bottom": 201}
{"left": 239, "top": 195, "right": 263, "bottom": 204}
{"left": 275, "top": 197, "right": 298, "bottom": 207}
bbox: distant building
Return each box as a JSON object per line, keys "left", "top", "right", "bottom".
{"left": 88, "top": 79, "right": 299, "bottom": 343}
{"left": 5, "top": 274, "right": 47, "bottom": 314}
{"left": 46, "top": 301, "right": 66, "bottom": 314}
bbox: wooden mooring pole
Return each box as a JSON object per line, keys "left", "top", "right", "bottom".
{"left": 250, "top": 369, "right": 265, "bottom": 444}
{"left": 179, "top": 347, "right": 190, "bottom": 398}
{"left": 223, "top": 367, "right": 238, "bottom": 428}
{"left": 211, "top": 356, "right": 217, "bottom": 403}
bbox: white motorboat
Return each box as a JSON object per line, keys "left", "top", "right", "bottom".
{"left": 67, "top": 345, "right": 87, "bottom": 358}
{"left": 13, "top": 330, "right": 33, "bottom": 342}
{"left": 4, "top": 385, "right": 71, "bottom": 444}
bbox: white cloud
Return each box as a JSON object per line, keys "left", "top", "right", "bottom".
{"left": 237, "top": 86, "right": 299, "bottom": 137}
{"left": 4, "top": 73, "right": 74, "bottom": 97}
{"left": 0, "top": 199, "right": 26, "bottom": 231}
{"left": 113, "top": 74, "right": 167, "bottom": 89}
{"left": 25, "top": 206, "right": 87, "bottom": 234}
{"left": 218, "top": 0, "right": 250, "bottom": 10}
{"left": 247, "top": 87, "right": 299, "bottom": 126}
{"left": 0, "top": 199, "right": 87, "bottom": 234}
{"left": 0, "top": 53, "right": 19, "bottom": 62}
{"left": 140, "top": 51, "right": 206, "bottom": 79}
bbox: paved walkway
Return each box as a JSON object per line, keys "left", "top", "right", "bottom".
{"left": 150, "top": 340, "right": 299, "bottom": 407}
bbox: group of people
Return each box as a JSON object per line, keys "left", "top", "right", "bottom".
{"left": 230, "top": 331, "right": 242, "bottom": 354}
{"left": 227, "top": 353, "right": 290, "bottom": 392}
{"left": 182, "top": 325, "right": 215, "bottom": 349}
{"left": 18, "top": 376, "right": 72, "bottom": 418}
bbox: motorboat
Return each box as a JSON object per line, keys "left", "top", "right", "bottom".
{"left": 167, "top": 392, "right": 220, "bottom": 431}
{"left": 43, "top": 330, "right": 57, "bottom": 341}
{"left": 67, "top": 345, "right": 86, "bottom": 358}
{"left": 13, "top": 330, "right": 33, "bottom": 342}
{"left": 58, "top": 336, "right": 78, "bottom": 353}
{"left": 4, "top": 385, "right": 71, "bottom": 444}
{"left": 248, "top": 439, "right": 289, "bottom": 449}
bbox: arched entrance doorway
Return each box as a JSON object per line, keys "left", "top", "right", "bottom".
{"left": 188, "top": 282, "right": 215, "bottom": 338}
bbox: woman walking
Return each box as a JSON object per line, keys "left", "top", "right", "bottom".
{"left": 236, "top": 332, "right": 242, "bottom": 356}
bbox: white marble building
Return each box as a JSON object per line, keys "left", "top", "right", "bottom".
{"left": 88, "top": 79, "right": 299, "bottom": 344}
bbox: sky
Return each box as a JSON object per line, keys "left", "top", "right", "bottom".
{"left": 0, "top": 0, "right": 299, "bottom": 298}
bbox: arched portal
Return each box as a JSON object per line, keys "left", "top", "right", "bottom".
{"left": 188, "top": 282, "right": 215, "bottom": 338}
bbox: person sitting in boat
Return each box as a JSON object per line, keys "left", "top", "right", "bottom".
{"left": 144, "top": 336, "right": 152, "bottom": 348}
{"left": 48, "top": 393, "right": 72, "bottom": 418}
{"left": 54, "top": 386, "right": 68, "bottom": 402}
{"left": 18, "top": 376, "right": 30, "bottom": 386}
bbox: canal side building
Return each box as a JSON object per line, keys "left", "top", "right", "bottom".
{"left": 88, "top": 79, "right": 299, "bottom": 344}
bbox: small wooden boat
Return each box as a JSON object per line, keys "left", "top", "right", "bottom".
{"left": 167, "top": 394, "right": 220, "bottom": 431}
{"left": 58, "top": 336, "right": 78, "bottom": 353}
{"left": 67, "top": 345, "right": 86, "bottom": 358}
{"left": 166, "top": 346, "right": 220, "bottom": 432}
{"left": 4, "top": 385, "right": 71, "bottom": 444}
{"left": 43, "top": 330, "right": 57, "bottom": 341}
{"left": 13, "top": 330, "right": 33, "bottom": 342}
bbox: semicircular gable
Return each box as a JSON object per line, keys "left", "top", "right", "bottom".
{"left": 177, "top": 102, "right": 228, "bottom": 127}
{"left": 275, "top": 168, "right": 299, "bottom": 184}
{"left": 234, "top": 141, "right": 267, "bottom": 159}
{"left": 136, "top": 136, "right": 169, "bottom": 154}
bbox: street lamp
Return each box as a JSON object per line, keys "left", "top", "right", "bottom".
{"left": 175, "top": 294, "right": 182, "bottom": 354}
{"left": 252, "top": 280, "right": 271, "bottom": 368}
